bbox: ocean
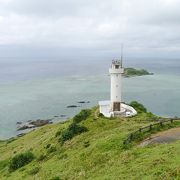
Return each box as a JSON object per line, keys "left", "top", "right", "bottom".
{"left": 0, "top": 57, "right": 180, "bottom": 139}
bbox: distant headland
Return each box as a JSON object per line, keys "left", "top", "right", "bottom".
{"left": 124, "top": 67, "right": 153, "bottom": 77}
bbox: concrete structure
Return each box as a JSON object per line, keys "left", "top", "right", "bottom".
{"left": 99, "top": 59, "right": 137, "bottom": 117}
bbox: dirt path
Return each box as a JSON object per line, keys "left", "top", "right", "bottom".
{"left": 139, "top": 127, "right": 180, "bottom": 146}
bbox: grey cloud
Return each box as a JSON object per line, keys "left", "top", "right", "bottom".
{"left": 0, "top": 0, "right": 180, "bottom": 57}
{"left": 0, "top": 0, "right": 123, "bottom": 18}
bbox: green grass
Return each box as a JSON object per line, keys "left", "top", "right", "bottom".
{"left": 0, "top": 107, "right": 179, "bottom": 180}
{"left": 129, "top": 121, "right": 180, "bottom": 145}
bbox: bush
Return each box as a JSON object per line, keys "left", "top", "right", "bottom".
{"left": 47, "top": 146, "right": 57, "bottom": 154}
{"left": 129, "top": 101, "right": 147, "bottom": 113}
{"left": 83, "top": 141, "right": 90, "bottom": 148}
{"left": 37, "top": 154, "right": 46, "bottom": 161}
{"left": 99, "top": 113, "right": 104, "bottom": 117}
{"left": 73, "top": 109, "right": 91, "bottom": 123}
{"left": 58, "top": 153, "right": 68, "bottom": 160}
{"left": 59, "top": 123, "right": 88, "bottom": 144}
{"left": 28, "top": 166, "right": 40, "bottom": 175}
{"left": 55, "top": 130, "right": 62, "bottom": 137}
{"left": 146, "top": 112, "right": 155, "bottom": 119}
{"left": 9, "top": 151, "right": 35, "bottom": 172}
{"left": 50, "top": 177, "right": 61, "bottom": 180}
{"left": 46, "top": 144, "right": 51, "bottom": 149}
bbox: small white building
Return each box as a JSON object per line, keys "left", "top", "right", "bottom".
{"left": 99, "top": 59, "right": 137, "bottom": 117}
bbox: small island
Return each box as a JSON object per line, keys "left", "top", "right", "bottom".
{"left": 123, "top": 67, "right": 153, "bottom": 77}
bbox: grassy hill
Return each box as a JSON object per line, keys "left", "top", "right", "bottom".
{"left": 0, "top": 106, "right": 179, "bottom": 180}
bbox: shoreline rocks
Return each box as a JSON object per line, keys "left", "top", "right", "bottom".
{"left": 17, "top": 119, "right": 53, "bottom": 131}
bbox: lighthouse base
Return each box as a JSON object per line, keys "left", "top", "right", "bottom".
{"left": 98, "top": 101, "right": 137, "bottom": 118}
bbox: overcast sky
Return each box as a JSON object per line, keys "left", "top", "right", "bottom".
{"left": 0, "top": 0, "right": 180, "bottom": 58}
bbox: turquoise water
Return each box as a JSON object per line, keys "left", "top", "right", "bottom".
{"left": 0, "top": 57, "right": 180, "bottom": 139}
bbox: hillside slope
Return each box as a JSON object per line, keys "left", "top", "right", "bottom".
{"left": 0, "top": 107, "right": 180, "bottom": 180}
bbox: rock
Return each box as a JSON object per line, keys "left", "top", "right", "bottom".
{"left": 67, "top": 105, "right": 79, "bottom": 108}
{"left": 78, "top": 101, "right": 86, "bottom": 104}
{"left": 17, "top": 119, "right": 53, "bottom": 131}
{"left": 77, "top": 101, "right": 90, "bottom": 104}
{"left": 54, "top": 116, "right": 59, "bottom": 117}
{"left": 29, "top": 119, "right": 53, "bottom": 127}
{"left": 17, "top": 133, "right": 26, "bottom": 137}
{"left": 60, "top": 115, "right": 66, "bottom": 117}
{"left": 17, "top": 124, "right": 35, "bottom": 131}
{"left": 16, "top": 121, "right": 22, "bottom": 125}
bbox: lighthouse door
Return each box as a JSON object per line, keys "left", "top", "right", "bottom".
{"left": 113, "top": 102, "right": 120, "bottom": 111}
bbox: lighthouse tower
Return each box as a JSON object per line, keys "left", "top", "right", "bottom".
{"left": 109, "top": 59, "right": 124, "bottom": 113}
{"left": 98, "top": 57, "right": 137, "bottom": 118}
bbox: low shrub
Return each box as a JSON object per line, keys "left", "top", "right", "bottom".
{"left": 47, "top": 146, "right": 57, "bottom": 154}
{"left": 58, "top": 153, "right": 68, "bottom": 160}
{"left": 83, "top": 141, "right": 90, "bottom": 148}
{"left": 55, "top": 130, "right": 63, "bottom": 137}
{"left": 99, "top": 113, "right": 104, "bottom": 117}
{"left": 37, "top": 154, "right": 46, "bottom": 161}
{"left": 50, "top": 177, "right": 61, "bottom": 180}
{"left": 28, "top": 166, "right": 40, "bottom": 175}
{"left": 46, "top": 144, "right": 51, "bottom": 149}
{"left": 59, "top": 123, "right": 88, "bottom": 144}
{"left": 73, "top": 109, "right": 91, "bottom": 123}
{"left": 129, "top": 101, "right": 147, "bottom": 113}
{"left": 9, "top": 151, "right": 35, "bottom": 172}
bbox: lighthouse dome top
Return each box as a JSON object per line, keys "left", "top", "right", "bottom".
{"left": 111, "top": 59, "right": 123, "bottom": 71}
{"left": 111, "top": 59, "right": 122, "bottom": 68}
{"left": 112, "top": 59, "right": 122, "bottom": 64}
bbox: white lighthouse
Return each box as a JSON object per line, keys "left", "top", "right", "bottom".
{"left": 99, "top": 59, "right": 137, "bottom": 118}
{"left": 109, "top": 59, "right": 124, "bottom": 113}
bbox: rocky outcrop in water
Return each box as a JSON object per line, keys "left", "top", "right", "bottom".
{"left": 77, "top": 101, "right": 90, "bottom": 104}
{"left": 67, "top": 105, "right": 80, "bottom": 108}
{"left": 17, "top": 119, "right": 53, "bottom": 131}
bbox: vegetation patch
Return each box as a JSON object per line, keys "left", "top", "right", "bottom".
{"left": 129, "top": 101, "right": 147, "bottom": 113}
{"left": 73, "top": 109, "right": 91, "bottom": 123}
{"left": 59, "top": 123, "right": 88, "bottom": 144}
{"left": 37, "top": 154, "right": 47, "bottom": 162}
{"left": 124, "top": 67, "right": 153, "bottom": 77}
{"left": 28, "top": 166, "right": 40, "bottom": 175}
{"left": 47, "top": 146, "right": 57, "bottom": 154}
{"left": 0, "top": 159, "right": 9, "bottom": 171}
{"left": 83, "top": 140, "right": 90, "bottom": 148}
{"left": 46, "top": 143, "right": 51, "bottom": 149}
{"left": 9, "top": 151, "right": 35, "bottom": 172}
{"left": 50, "top": 177, "right": 61, "bottom": 180}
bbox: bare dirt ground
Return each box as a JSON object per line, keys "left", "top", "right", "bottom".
{"left": 139, "top": 127, "right": 180, "bottom": 146}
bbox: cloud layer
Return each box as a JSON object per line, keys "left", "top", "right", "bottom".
{"left": 0, "top": 0, "right": 180, "bottom": 57}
